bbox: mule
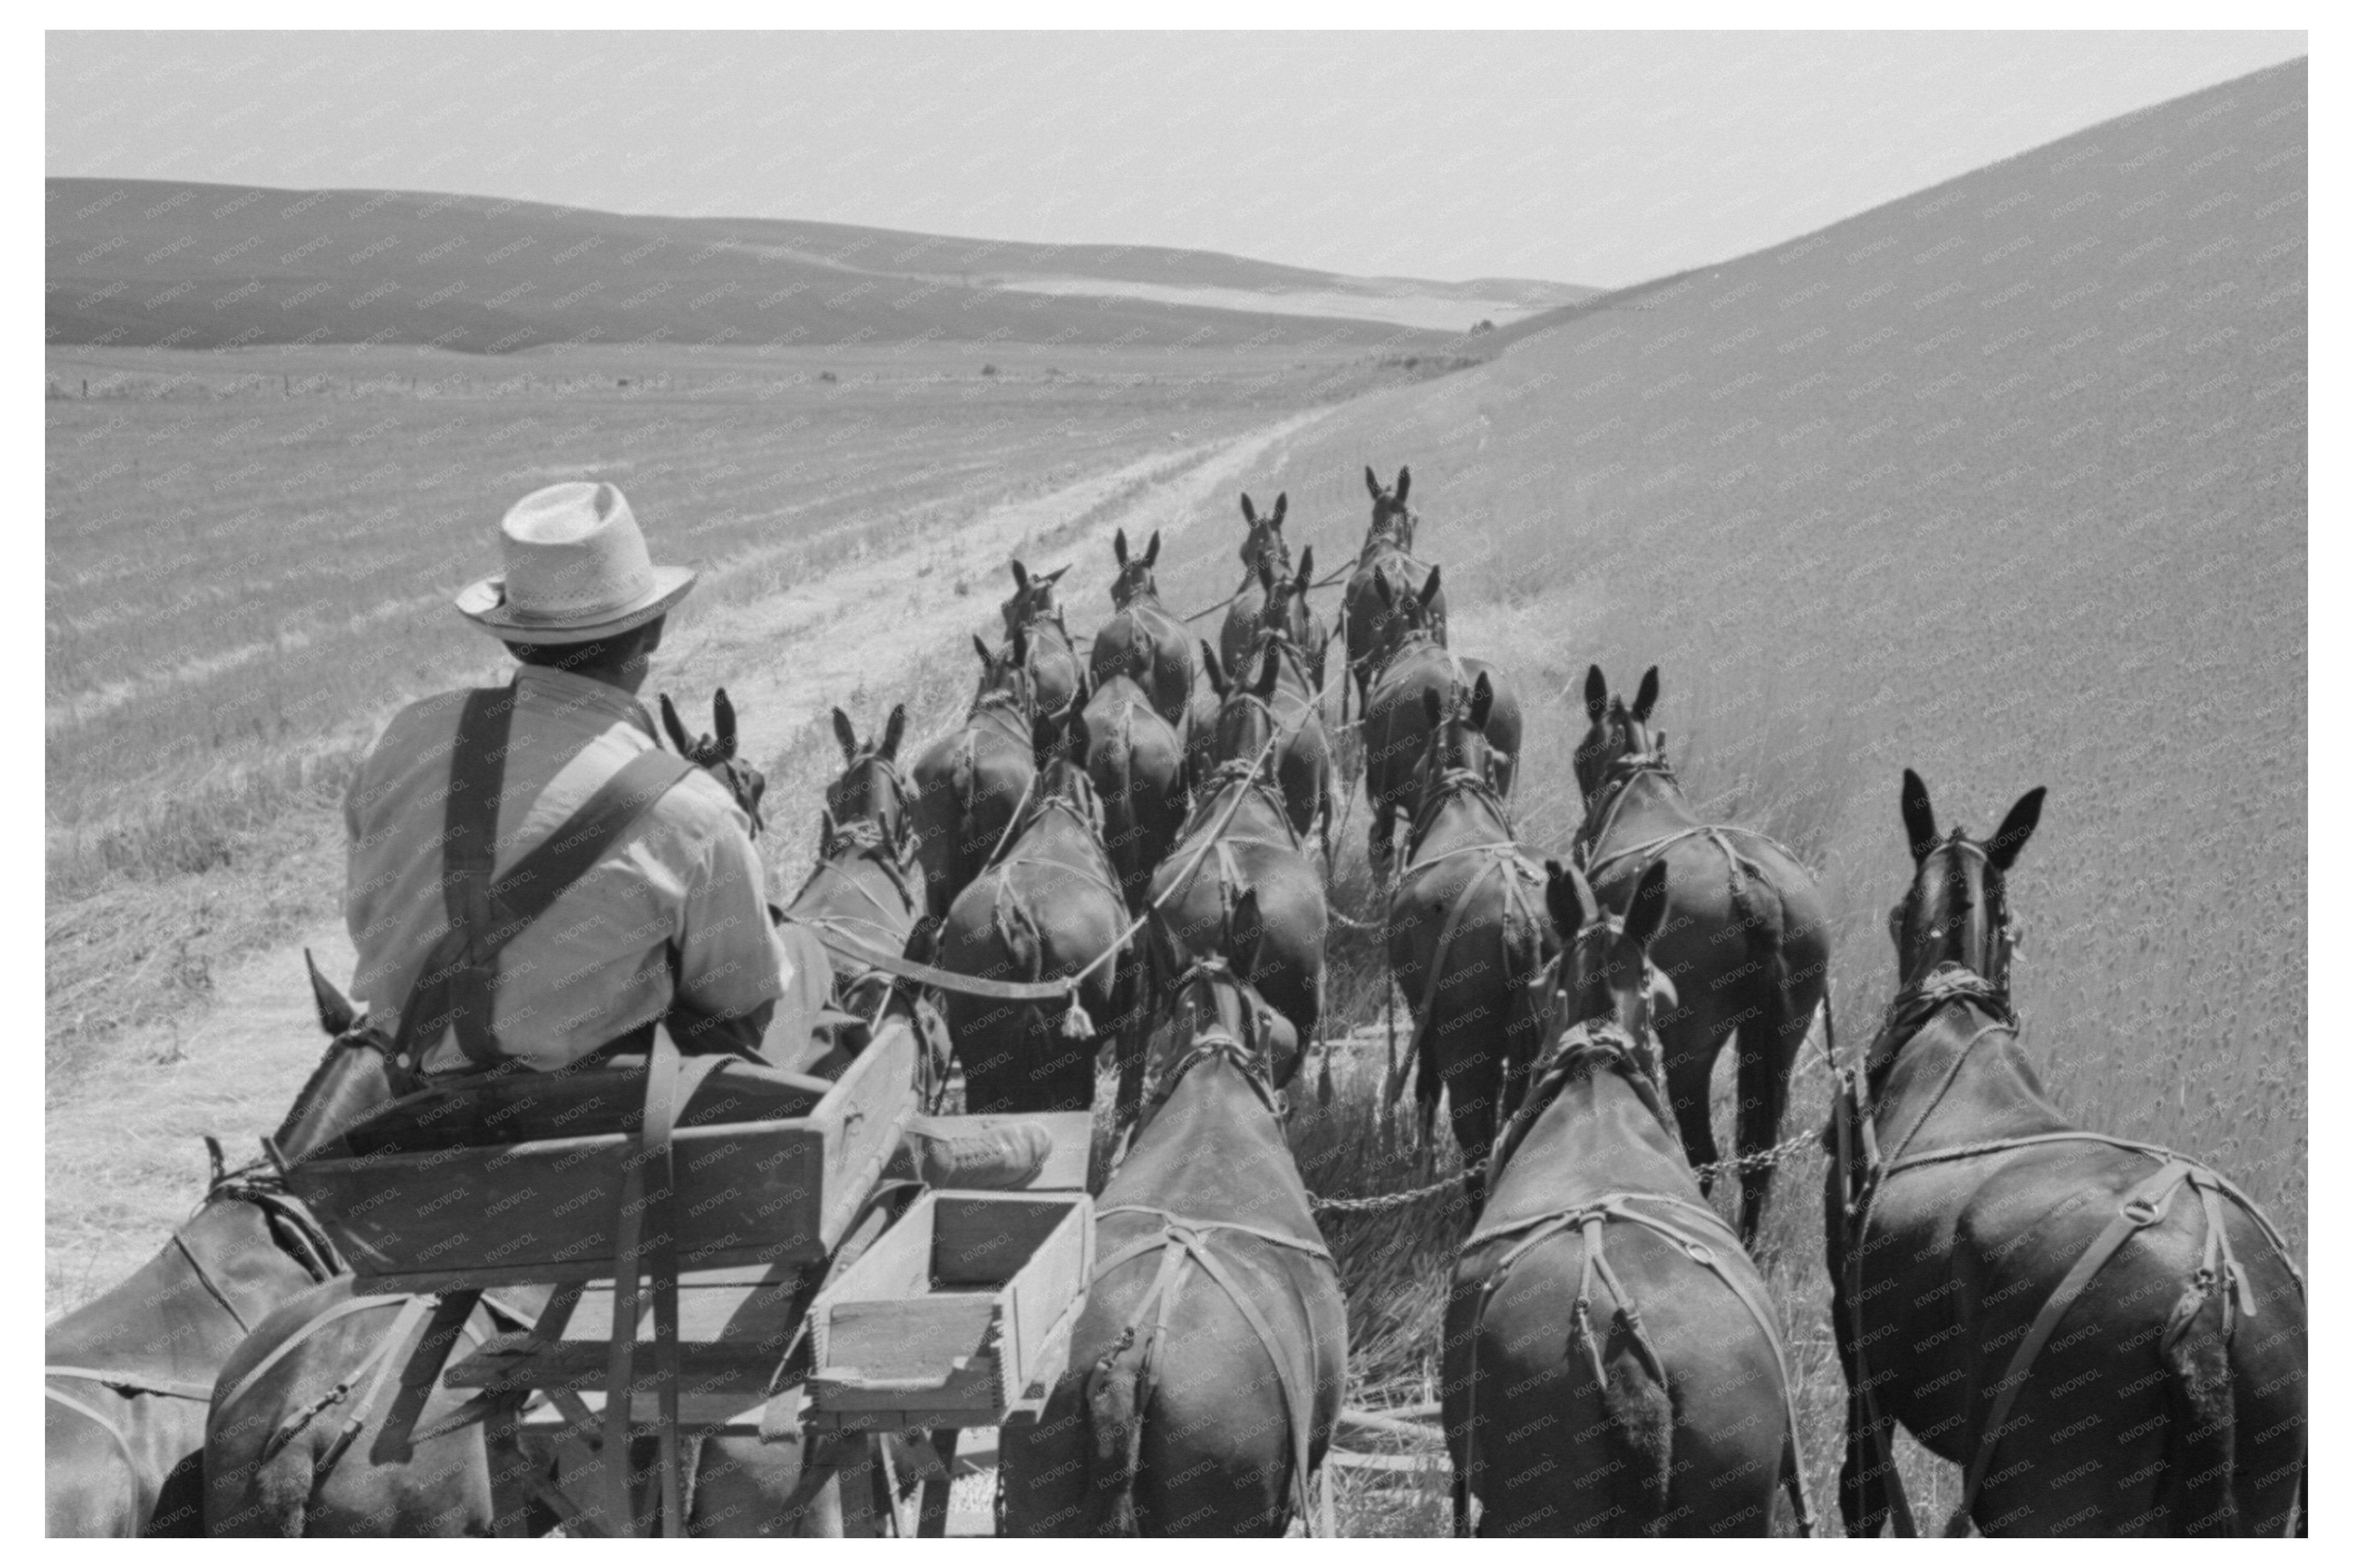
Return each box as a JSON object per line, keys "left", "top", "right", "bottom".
{"left": 1385, "top": 673, "right": 1554, "bottom": 1175}
{"left": 1221, "top": 548, "right": 1327, "bottom": 693}
{"left": 785, "top": 706, "right": 921, "bottom": 1031}
{"left": 1340, "top": 465, "right": 1445, "bottom": 721}
{"left": 1138, "top": 661, "right": 1329, "bottom": 1118}
{"left": 1443, "top": 859, "right": 1812, "bottom": 1537}
{"left": 1001, "top": 559, "right": 1081, "bottom": 720}
{"left": 1080, "top": 660, "right": 1190, "bottom": 912}
{"left": 1215, "top": 491, "right": 1293, "bottom": 676}
{"left": 1573, "top": 665, "right": 1828, "bottom": 1244}
{"left": 658, "top": 689, "right": 768, "bottom": 836}
{"left": 1002, "top": 932, "right": 1346, "bottom": 1536}
{"left": 1201, "top": 628, "right": 1331, "bottom": 861}
{"left": 1359, "top": 566, "right": 1521, "bottom": 881}
{"left": 1822, "top": 771, "right": 2306, "bottom": 1538}
{"left": 910, "top": 631, "right": 1042, "bottom": 924}
{"left": 46, "top": 1149, "right": 341, "bottom": 1536}
{"left": 935, "top": 710, "right": 1130, "bottom": 1113}
{"left": 1088, "top": 528, "right": 1194, "bottom": 727}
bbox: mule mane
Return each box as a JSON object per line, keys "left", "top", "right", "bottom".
{"left": 1139, "top": 961, "right": 1281, "bottom": 1128}
{"left": 1406, "top": 761, "right": 1511, "bottom": 856}
{"left": 1492, "top": 1019, "right": 1675, "bottom": 1183}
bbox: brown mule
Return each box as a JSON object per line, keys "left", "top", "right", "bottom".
{"left": 910, "top": 630, "right": 1042, "bottom": 924}
{"left": 1214, "top": 490, "right": 1294, "bottom": 675}
{"left": 1823, "top": 771, "right": 2306, "bottom": 1538}
{"left": 1358, "top": 566, "right": 1521, "bottom": 881}
{"left": 1385, "top": 672, "right": 1554, "bottom": 1177}
{"left": 1080, "top": 662, "right": 1191, "bottom": 913}
{"left": 1340, "top": 464, "right": 1445, "bottom": 721}
{"left": 658, "top": 689, "right": 768, "bottom": 836}
{"left": 1222, "top": 547, "right": 1328, "bottom": 693}
{"left": 1089, "top": 528, "right": 1195, "bottom": 727}
{"left": 1137, "top": 659, "right": 1329, "bottom": 1121}
{"left": 1002, "top": 935, "right": 1345, "bottom": 1536}
{"left": 1201, "top": 627, "right": 1331, "bottom": 861}
{"left": 1573, "top": 664, "right": 1828, "bottom": 1245}
{"left": 46, "top": 1148, "right": 341, "bottom": 1536}
{"left": 785, "top": 706, "right": 922, "bottom": 1031}
{"left": 1444, "top": 859, "right": 1813, "bottom": 1537}
{"left": 935, "top": 709, "right": 1129, "bottom": 1113}
{"left": 1001, "top": 559, "right": 1082, "bottom": 721}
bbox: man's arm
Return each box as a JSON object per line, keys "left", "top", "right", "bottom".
{"left": 669, "top": 814, "right": 791, "bottom": 1057}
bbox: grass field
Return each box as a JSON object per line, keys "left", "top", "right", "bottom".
{"left": 45, "top": 59, "right": 2303, "bottom": 1538}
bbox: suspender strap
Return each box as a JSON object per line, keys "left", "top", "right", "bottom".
{"left": 394, "top": 686, "right": 696, "bottom": 1069}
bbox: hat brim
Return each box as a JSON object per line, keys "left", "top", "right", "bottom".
{"left": 456, "top": 565, "right": 697, "bottom": 644}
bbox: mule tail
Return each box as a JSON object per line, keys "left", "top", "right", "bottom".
{"left": 2159, "top": 1275, "right": 2241, "bottom": 1536}
{"left": 1086, "top": 1329, "right": 1149, "bottom": 1536}
{"left": 1581, "top": 1300, "right": 1674, "bottom": 1522}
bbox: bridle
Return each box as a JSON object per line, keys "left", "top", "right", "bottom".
{"left": 1573, "top": 746, "right": 1675, "bottom": 859}
{"left": 1404, "top": 760, "right": 1512, "bottom": 861}
{"left": 186, "top": 1153, "right": 345, "bottom": 1330}
{"left": 1137, "top": 961, "right": 1283, "bottom": 1130}
{"left": 824, "top": 750, "right": 914, "bottom": 860}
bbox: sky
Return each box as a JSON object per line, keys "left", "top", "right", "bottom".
{"left": 46, "top": 30, "right": 2307, "bottom": 288}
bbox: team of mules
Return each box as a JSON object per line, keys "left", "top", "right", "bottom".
{"left": 51, "top": 466, "right": 2302, "bottom": 1537}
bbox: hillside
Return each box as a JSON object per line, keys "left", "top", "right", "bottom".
{"left": 44, "top": 178, "right": 1579, "bottom": 350}
{"left": 1139, "top": 58, "right": 2307, "bottom": 1222}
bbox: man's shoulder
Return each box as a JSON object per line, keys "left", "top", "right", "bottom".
{"left": 649, "top": 759, "right": 757, "bottom": 845}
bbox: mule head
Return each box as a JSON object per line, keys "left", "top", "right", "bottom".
{"left": 1572, "top": 663, "right": 1661, "bottom": 799}
{"left": 1369, "top": 559, "right": 1442, "bottom": 644}
{"left": 1032, "top": 708, "right": 1104, "bottom": 834}
{"left": 1543, "top": 857, "right": 1673, "bottom": 1063}
{"left": 1889, "top": 769, "right": 2045, "bottom": 993}
{"left": 662, "top": 688, "right": 767, "bottom": 836}
{"left": 1238, "top": 490, "right": 1292, "bottom": 577}
{"left": 971, "top": 626, "right": 1036, "bottom": 713}
{"left": 1412, "top": 672, "right": 1500, "bottom": 809}
{"left": 1208, "top": 636, "right": 1284, "bottom": 774}
{"left": 1109, "top": 528, "right": 1162, "bottom": 607}
{"left": 1364, "top": 463, "right": 1416, "bottom": 552}
{"left": 824, "top": 703, "right": 913, "bottom": 853}
{"left": 1000, "top": 559, "right": 1070, "bottom": 638}
{"left": 1142, "top": 927, "right": 1295, "bottom": 1126}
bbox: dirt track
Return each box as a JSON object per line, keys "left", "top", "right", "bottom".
{"left": 43, "top": 407, "right": 1334, "bottom": 1316}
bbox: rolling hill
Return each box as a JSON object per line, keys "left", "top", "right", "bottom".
{"left": 1143, "top": 57, "right": 2307, "bottom": 1223}
{"left": 44, "top": 178, "right": 1583, "bottom": 352}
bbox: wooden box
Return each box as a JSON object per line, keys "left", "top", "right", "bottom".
{"left": 807, "top": 1190, "right": 1092, "bottom": 1431}
{"left": 289, "top": 1020, "right": 917, "bottom": 1293}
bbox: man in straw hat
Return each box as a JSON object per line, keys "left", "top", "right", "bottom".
{"left": 343, "top": 480, "right": 797, "bottom": 1075}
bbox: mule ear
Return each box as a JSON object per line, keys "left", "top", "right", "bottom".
{"left": 1583, "top": 664, "right": 1607, "bottom": 723}
{"left": 1900, "top": 768, "right": 1939, "bottom": 863}
{"left": 1043, "top": 564, "right": 1070, "bottom": 586}
{"left": 1114, "top": 528, "right": 1129, "bottom": 566}
{"left": 880, "top": 704, "right": 908, "bottom": 762}
{"left": 1010, "top": 623, "right": 1029, "bottom": 666}
{"left": 1010, "top": 559, "right": 1029, "bottom": 592}
{"left": 1986, "top": 786, "right": 2046, "bottom": 872}
{"left": 1231, "top": 887, "right": 1266, "bottom": 973}
{"left": 305, "top": 948, "right": 356, "bottom": 1038}
{"left": 1419, "top": 563, "right": 1442, "bottom": 607}
{"left": 832, "top": 707, "right": 859, "bottom": 764}
{"left": 1632, "top": 666, "right": 1659, "bottom": 724}
{"left": 1395, "top": 466, "right": 1410, "bottom": 504}
{"left": 1240, "top": 492, "right": 1258, "bottom": 524}
{"left": 659, "top": 692, "right": 693, "bottom": 754}
{"left": 1422, "top": 687, "right": 1444, "bottom": 731}
{"left": 973, "top": 634, "right": 993, "bottom": 669}
{"left": 1469, "top": 670, "right": 1493, "bottom": 731}
{"left": 1145, "top": 530, "right": 1160, "bottom": 566}
{"left": 1543, "top": 860, "right": 1594, "bottom": 939}
{"left": 1295, "top": 545, "right": 1314, "bottom": 592}
{"left": 1271, "top": 492, "right": 1287, "bottom": 525}
{"left": 1365, "top": 465, "right": 1382, "bottom": 500}
{"left": 1201, "top": 642, "right": 1227, "bottom": 697}
{"left": 1625, "top": 860, "right": 1670, "bottom": 952}
{"left": 714, "top": 689, "right": 739, "bottom": 754}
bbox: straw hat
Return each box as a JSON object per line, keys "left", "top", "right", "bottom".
{"left": 455, "top": 481, "right": 695, "bottom": 643}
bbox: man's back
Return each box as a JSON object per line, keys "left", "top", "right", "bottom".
{"left": 345, "top": 664, "right": 782, "bottom": 1073}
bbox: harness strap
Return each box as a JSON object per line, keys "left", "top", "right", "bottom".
{"left": 45, "top": 1383, "right": 142, "bottom": 1474}
{"left": 44, "top": 1366, "right": 215, "bottom": 1401}
{"left": 397, "top": 687, "right": 695, "bottom": 1069}
{"left": 1092, "top": 1205, "right": 1333, "bottom": 1533}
